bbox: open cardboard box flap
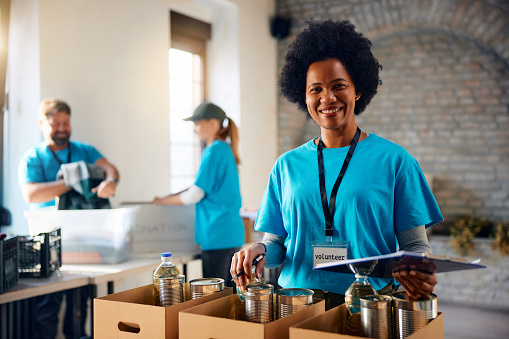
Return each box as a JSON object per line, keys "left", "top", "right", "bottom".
{"left": 289, "top": 303, "right": 444, "bottom": 339}
{"left": 179, "top": 293, "right": 325, "bottom": 339}
{"left": 94, "top": 284, "right": 232, "bottom": 339}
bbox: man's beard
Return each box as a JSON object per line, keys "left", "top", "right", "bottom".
{"left": 51, "top": 132, "right": 70, "bottom": 146}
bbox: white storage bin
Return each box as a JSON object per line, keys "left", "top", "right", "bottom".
{"left": 23, "top": 206, "right": 139, "bottom": 264}
{"left": 121, "top": 203, "right": 199, "bottom": 255}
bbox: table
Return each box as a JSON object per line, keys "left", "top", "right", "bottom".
{"left": 62, "top": 256, "right": 161, "bottom": 295}
{"left": 0, "top": 272, "right": 90, "bottom": 339}
{"left": 62, "top": 251, "right": 199, "bottom": 294}
{"left": 0, "top": 252, "right": 200, "bottom": 339}
{"left": 0, "top": 272, "right": 89, "bottom": 305}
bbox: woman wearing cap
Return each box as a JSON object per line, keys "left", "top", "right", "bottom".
{"left": 153, "top": 102, "right": 244, "bottom": 287}
{"left": 230, "top": 20, "right": 443, "bottom": 310}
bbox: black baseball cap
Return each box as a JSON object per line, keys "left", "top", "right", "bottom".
{"left": 183, "top": 102, "right": 226, "bottom": 122}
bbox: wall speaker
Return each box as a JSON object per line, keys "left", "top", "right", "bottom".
{"left": 0, "top": 207, "right": 11, "bottom": 226}
{"left": 271, "top": 17, "right": 291, "bottom": 40}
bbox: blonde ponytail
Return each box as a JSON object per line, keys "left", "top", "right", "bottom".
{"left": 217, "top": 117, "right": 241, "bottom": 165}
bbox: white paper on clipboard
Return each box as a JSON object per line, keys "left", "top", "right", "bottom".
{"left": 313, "top": 250, "right": 486, "bottom": 278}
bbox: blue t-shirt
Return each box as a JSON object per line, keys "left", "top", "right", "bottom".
{"left": 194, "top": 140, "right": 245, "bottom": 251}
{"left": 18, "top": 141, "right": 104, "bottom": 209}
{"left": 255, "top": 134, "right": 443, "bottom": 294}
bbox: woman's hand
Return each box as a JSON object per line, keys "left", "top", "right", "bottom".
{"left": 152, "top": 194, "right": 183, "bottom": 205}
{"left": 152, "top": 196, "right": 165, "bottom": 205}
{"left": 392, "top": 258, "right": 437, "bottom": 299}
{"left": 230, "top": 243, "right": 266, "bottom": 292}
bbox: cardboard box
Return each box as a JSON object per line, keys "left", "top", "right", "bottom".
{"left": 242, "top": 217, "right": 254, "bottom": 243}
{"left": 240, "top": 208, "right": 257, "bottom": 244}
{"left": 179, "top": 293, "right": 325, "bottom": 339}
{"left": 121, "top": 203, "right": 199, "bottom": 254}
{"left": 94, "top": 284, "right": 232, "bottom": 338}
{"left": 289, "top": 303, "right": 444, "bottom": 339}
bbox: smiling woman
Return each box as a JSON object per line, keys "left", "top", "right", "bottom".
{"left": 279, "top": 20, "right": 381, "bottom": 116}
{"left": 305, "top": 58, "right": 365, "bottom": 148}
{"left": 231, "top": 19, "right": 443, "bottom": 311}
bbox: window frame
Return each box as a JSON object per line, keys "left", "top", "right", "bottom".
{"left": 0, "top": 0, "right": 11, "bottom": 208}
{"left": 169, "top": 11, "right": 211, "bottom": 192}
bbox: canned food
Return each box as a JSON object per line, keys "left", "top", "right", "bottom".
{"left": 393, "top": 292, "right": 438, "bottom": 339}
{"left": 159, "top": 275, "right": 185, "bottom": 307}
{"left": 189, "top": 278, "right": 224, "bottom": 299}
{"left": 245, "top": 283, "right": 274, "bottom": 324}
{"left": 360, "top": 295, "right": 393, "bottom": 339}
{"left": 275, "top": 288, "right": 314, "bottom": 319}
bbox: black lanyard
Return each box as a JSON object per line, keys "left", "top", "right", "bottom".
{"left": 317, "top": 128, "right": 361, "bottom": 237}
{"left": 49, "top": 142, "right": 72, "bottom": 166}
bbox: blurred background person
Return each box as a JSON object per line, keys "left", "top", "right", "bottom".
{"left": 153, "top": 102, "right": 244, "bottom": 288}
{"left": 18, "top": 99, "right": 119, "bottom": 339}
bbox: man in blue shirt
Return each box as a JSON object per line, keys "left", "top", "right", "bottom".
{"left": 18, "top": 99, "right": 120, "bottom": 339}
{"left": 19, "top": 99, "right": 119, "bottom": 209}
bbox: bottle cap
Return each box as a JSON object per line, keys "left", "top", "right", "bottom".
{"left": 162, "top": 252, "right": 172, "bottom": 257}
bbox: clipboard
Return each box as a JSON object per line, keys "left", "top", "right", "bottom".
{"left": 314, "top": 250, "right": 486, "bottom": 279}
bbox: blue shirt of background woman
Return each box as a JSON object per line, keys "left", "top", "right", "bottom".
{"left": 194, "top": 139, "right": 244, "bottom": 250}
{"left": 153, "top": 102, "right": 244, "bottom": 287}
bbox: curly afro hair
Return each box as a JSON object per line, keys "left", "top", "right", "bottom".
{"left": 280, "top": 20, "right": 382, "bottom": 115}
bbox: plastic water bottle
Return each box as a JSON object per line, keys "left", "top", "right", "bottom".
{"left": 153, "top": 252, "right": 182, "bottom": 306}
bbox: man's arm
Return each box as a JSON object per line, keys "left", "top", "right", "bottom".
{"left": 21, "top": 180, "right": 72, "bottom": 203}
{"left": 95, "top": 158, "right": 119, "bottom": 181}
{"left": 92, "top": 158, "right": 119, "bottom": 198}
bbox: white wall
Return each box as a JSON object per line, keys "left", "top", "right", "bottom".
{"left": 3, "top": 0, "right": 277, "bottom": 235}
{"left": 236, "top": 0, "right": 278, "bottom": 208}
{"left": 38, "top": 0, "right": 172, "bottom": 207}
{"left": 171, "top": 0, "right": 278, "bottom": 208}
{"left": 2, "top": 0, "right": 41, "bottom": 235}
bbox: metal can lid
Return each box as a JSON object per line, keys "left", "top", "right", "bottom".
{"left": 275, "top": 288, "right": 314, "bottom": 297}
{"left": 246, "top": 283, "right": 274, "bottom": 293}
{"left": 190, "top": 278, "right": 224, "bottom": 286}
{"left": 159, "top": 274, "right": 185, "bottom": 282}
{"left": 360, "top": 295, "right": 392, "bottom": 309}
{"left": 276, "top": 288, "right": 314, "bottom": 305}
{"left": 393, "top": 291, "right": 438, "bottom": 311}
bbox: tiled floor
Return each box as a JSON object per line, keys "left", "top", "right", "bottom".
{"left": 439, "top": 302, "right": 509, "bottom": 339}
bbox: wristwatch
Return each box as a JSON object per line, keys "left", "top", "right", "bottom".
{"left": 106, "top": 177, "right": 119, "bottom": 185}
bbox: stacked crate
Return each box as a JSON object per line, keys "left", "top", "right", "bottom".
{"left": 0, "top": 235, "right": 19, "bottom": 294}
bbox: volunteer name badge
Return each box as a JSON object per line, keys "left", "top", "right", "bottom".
{"left": 312, "top": 242, "right": 348, "bottom": 269}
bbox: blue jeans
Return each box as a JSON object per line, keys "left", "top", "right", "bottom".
{"left": 32, "top": 292, "right": 63, "bottom": 339}
{"left": 32, "top": 288, "right": 89, "bottom": 339}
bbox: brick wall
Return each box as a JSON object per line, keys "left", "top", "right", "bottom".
{"left": 276, "top": 0, "right": 509, "bottom": 224}
{"left": 429, "top": 236, "right": 509, "bottom": 309}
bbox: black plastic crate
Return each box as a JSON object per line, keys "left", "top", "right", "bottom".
{"left": 18, "top": 228, "right": 62, "bottom": 278}
{"left": 0, "top": 235, "right": 19, "bottom": 294}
